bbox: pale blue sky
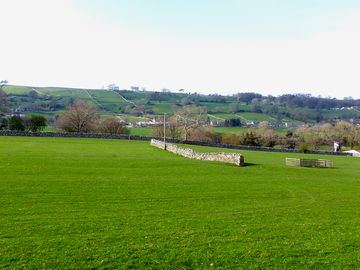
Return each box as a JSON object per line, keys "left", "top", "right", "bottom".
{"left": 76, "top": 0, "right": 359, "bottom": 39}
{"left": 1, "top": 0, "right": 360, "bottom": 98}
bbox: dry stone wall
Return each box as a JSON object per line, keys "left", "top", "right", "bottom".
{"left": 151, "top": 139, "right": 244, "bottom": 167}
{"left": 0, "top": 131, "right": 351, "bottom": 157}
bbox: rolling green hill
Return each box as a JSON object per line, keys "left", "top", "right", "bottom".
{"left": 3, "top": 85, "right": 360, "bottom": 126}
{"left": 1, "top": 136, "right": 360, "bottom": 268}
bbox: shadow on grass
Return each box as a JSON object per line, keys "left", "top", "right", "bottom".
{"left": 243, "top": 162, "right": 258, "bottom": 167}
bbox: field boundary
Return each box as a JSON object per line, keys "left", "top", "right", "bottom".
{"left": 285, "top": 157, "right": 334, "bottom": 168}
{"left": 151, "top": 139, "right": 245, "bottom": 166}
{"left": 0, "top": 131, "right": 351, "bottom": 156}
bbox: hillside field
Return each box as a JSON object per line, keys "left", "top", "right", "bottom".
{"left": 1, "top": 137, "right": 360, "bottom": 269}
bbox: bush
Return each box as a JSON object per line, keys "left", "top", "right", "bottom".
{"left": 239, "top": 132, "right": 260, "bottom": 146}
{"left": 9, "top": 116, "right": 25, "bottom": 131}
{"left": 24, "top": 115, "right": 47, "bottom": 132}
{"left": 98, "top": 118, "right": 129, "bottom": 135}
{"left": 0, "top": 117, "right": 8, "bottom": 130}
{"left": 224, "top": 118, "right": 241, "bottom": 127}
{"left": 221, "top": 133, "right": 240, "bottom": 145}
{"left": 188, "top": 128, "right": 221, "bottom": 143}
{"left": 298, "top": 144, "right": 309, "bottom": 153}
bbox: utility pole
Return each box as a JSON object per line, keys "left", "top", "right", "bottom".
{"left": 163, "top": 114, "right": 166, "bottom": 149}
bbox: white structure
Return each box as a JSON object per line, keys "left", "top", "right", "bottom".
{"left": 344, "top": 150, "right": 360, "bottom": 157}
{"left": 333, "top": 141, "right": 340, "bottom": 152}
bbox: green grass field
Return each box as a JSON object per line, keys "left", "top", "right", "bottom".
{"left": 130, "top": 127, "right": 153, "bottom": 136}
{"left": 1, "top": 137, "right": 360, "bottom": 269}
{"left": 210, "top": 112, "right": 275, "bottom": 122}
{"left": 212, "top": 126, "right": 248, "bottom": 134}
{"left": 212, "top": 127, "right": 288, "bottom": 135}
{"left": 3, "top": 85, "right": 34, "bottom": 95}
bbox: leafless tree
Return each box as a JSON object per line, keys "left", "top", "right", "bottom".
{"left": 152, "top": 123, "right": 182, "bottom": 139}
{"left": 56, "top": 101, "right": 99, "bottom": 132}
{"left": 98, "top": 117, "right": 129, "bottom": 134}
{"left": 171, "top": 105, "right": 207, "bottom": 141}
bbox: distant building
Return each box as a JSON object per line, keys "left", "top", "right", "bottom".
{"left": 107, "top": 84, "right": 119, "bottom": 91}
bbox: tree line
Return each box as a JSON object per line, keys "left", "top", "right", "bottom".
{"left": 0, "top": 115, "right": 47, "bottom": 132}
{"left": 0, "top": 100, "right": 130, "bottom": 135}
{"left": 2, "top": 96, "right": 360, "bottom": 151}
{"left": 152, "top": 110, "right": 360, "bottom": 151}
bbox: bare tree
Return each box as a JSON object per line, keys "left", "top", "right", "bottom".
{"left": 171, "top": 105, "right": 207, "bottom": 141}
{"left": 98, "top": 117, "right": 129, "bottom": 134}
{"left": 152, "top": 123, "right": 182, "bottom": 139}
{"left": 56, "top": 101, "right": 99, "bottom": 132}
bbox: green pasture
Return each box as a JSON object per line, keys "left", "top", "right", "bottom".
{"left": 1, "top": 137, "right": 360, "bottom": 269}
{"left": 212, "top": 127, "right": 292, "bottom": 135}
{"left": 322, "top": 109, "right": 360, "bottom": 119}
{"left": 200, "top": 103, "right": 241, "bottom": 112}
{"left": 212, "top": 126, "right": 247, "bottom": 134}
{"left": 237, "top": 112, "right": 276, "bottom": 122}
{"left": 36, "top": 87, "right": 91, "bottom": 99}
{"left": 209, "top": 112, "right": 275, "bottom": 122}
{"left": 3, "top": 85, "right": 34, "bottom": 95}
{"left": 130, "top": 127, "right": 153, "bottom": 136}
{"left": 208, "top": 113, "right": 235, "bottom": 120}
{"left": 118, "top": 114, "right": 150, "bottom": 122}
{"left": 151, "top": 102, "right": 175, "bottom": 114}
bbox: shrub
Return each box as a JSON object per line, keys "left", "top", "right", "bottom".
{"left": 298, "top": 144, "right": 309, "bottom": 153}
{"left": 0, "top": 117, "right": 8, "bottom": 130}
{"left": 221, "top": 133, "right": 240, "bottom": 145}
{"left": 9, "top": 116, "right": 25, "bottom": 131}
{"left": 24, "top": 115, "right": 47, "bottom": 132}
{"left": 239, "top": 131, "right": 261, "bottom": 146}
{"left": 98, "top": 117, "right": 129, "bottom": 135}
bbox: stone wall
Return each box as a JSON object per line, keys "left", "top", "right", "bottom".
{"left": 0, "top": 131, "right": 351, "bottom": 157}
{"left": 151, "top": 139, "right": 245, "bottom": 166}
{"left": 0, "top": 131, "right": 152, "bottom": 141}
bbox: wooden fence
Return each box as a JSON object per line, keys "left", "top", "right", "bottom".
{"left": 286, "top": 158, "right": 333, "bottom": 168}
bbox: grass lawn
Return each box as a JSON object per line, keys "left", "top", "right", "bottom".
{"left": 236, "top": 112, "right": 276, "bottom": 122}
{"left": 212, "top": 127, "right": 290, "bottom": 135}
{"left": 130, "top": 127, "right": 153, "bottom": 136}
{"left": 212, "top": 126, "right": 248, "bottom": 134}
{"left": 1, "top": 137, "right": 360, "bottom": 269}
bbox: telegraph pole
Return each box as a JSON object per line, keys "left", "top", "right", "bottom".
{"left": 163, "top": 114, "right": 166, "bottom": 149}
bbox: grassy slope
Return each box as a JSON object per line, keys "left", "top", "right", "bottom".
{"left": 1, "top": 137, "right": 360, "bottom": 269}
{"left": 210, "top": 112, "right": 275, "bottom": 122}
{"left": 3, "top": 85, "right": 301, "bottom": 124}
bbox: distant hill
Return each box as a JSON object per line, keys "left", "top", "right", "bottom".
{"left": 3, "top": 85, "right": 360, "bottom": 126}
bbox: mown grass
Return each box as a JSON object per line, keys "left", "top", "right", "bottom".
{"left": 212, "top": 126, "right": 248, "bottom": 134}
{"left": 1, "top": 137, "right": 360, "bottom": 269}
{"left": 212, "top": 126, "right": 288, "bottom": 135}
{"left": 130, "top": 127, "right": 153, "bottom": 136}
